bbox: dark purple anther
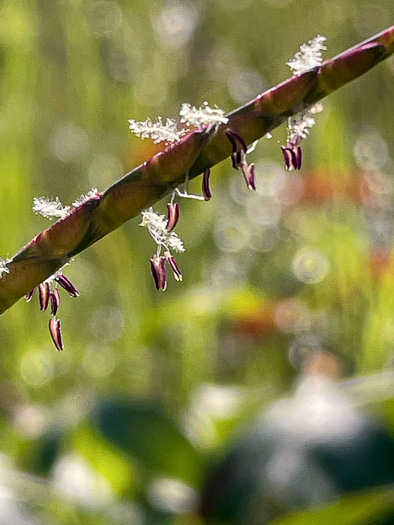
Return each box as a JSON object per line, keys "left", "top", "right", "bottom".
{"left": 50, "top": 287, "right": 60, "bottom": 316}
{"left": 164, "top": 251, "right": 183, "bottom": 282}
{"left": 202, "top": 168, "right": 212, "bottom": 201}
{"left": 150, "top": 254, "right": 161, "bottom": 290}
{"left": 281, "top": 146, "right": 292, "bottom": 170}
{"left": 226, "top": 129, "right": 247, "bottom": 153}
{"left": 232, "top": 151, "right": 243, "bottom": 170}
{"left": 158, "top": 256, "right": 167, "bottom": 291}
{"left": 281, "top": 144, "right": 302, "bottom": 171}
{"left": 25, "top": 288, "right": 36, "bottom": 302}
{"left": 49, "top": 317, "right": 64, "bottom": 351}
{"left": 39, "top": 282, "right": 50, "bottom": 311}
{"left": 226, "top": 130, "right": 247, "bottom": 170}
{"left": 294, "top": 144, "right": 302, "bottom": 170}
{"left": 241, "top": 161, "right": 257, "bottom": 191}
{"left": 55, "top": 273, "right": 80, "bottom": 297}
{"left": 166, "top": 202, "right": 180, "bottom": 232}
{"left": 150, "top": 254, "right": 167, "bottom": 291}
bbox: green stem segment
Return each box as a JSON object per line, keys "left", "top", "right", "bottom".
{"left": 1, "top": 26, "right": 393, "bottom": 315}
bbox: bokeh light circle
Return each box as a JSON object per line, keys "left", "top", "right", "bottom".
{"left": 292, "top": 248, "right": 330, "bottom": 284}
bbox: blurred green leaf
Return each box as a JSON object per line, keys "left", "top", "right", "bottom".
{"left": 272, "top": 486, "right": 394, "bottom": 525}
{"left": 92, "top": 399, "right": 203, "bottom": 487}
{"left": 73, "top": 423, "right": 134, "bottom": 495}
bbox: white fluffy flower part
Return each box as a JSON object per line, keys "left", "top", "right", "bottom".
{"left": 33, "top": 197, "right": 71, "bottom": 220}
{"left": 179, "top": 101, "right": 228, "bottom": 128}
{"left": 288, "top": 103, "right": 324, "bottom": 142}
{"left": 0, "top": 257, "right": 9, "bottom": 278}
{"left": 128, "top": 116, "right": 187, "bottom": 144}
{"left": 140, "top": 208, "right": 185, "bottom": 253}
{"left": 72, "top": 187, "right": 100, "bottom": 207}
{"left": 288, "top": 112, "right": 316, "bottom": 141}
{"left": 287, "top": 35, "right": 327, "bottom": 75}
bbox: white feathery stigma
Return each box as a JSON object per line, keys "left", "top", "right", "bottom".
{"left": 286, "top": 35, "right": 327, "bottom": 75}
{"left": 32, "top": 197, "right": 71, "bottom": 220}
{"left": 179, "top": 101, "right": 229, "bottom": 128}
{"left": 128, "top": 101, "right": 228, "bottom": 145}
{"left": 128, "top": 116, "right": 187, "bottom": 144}
{"left": 288, "top": 101, "right": 324, "bottom": 143}
{"left": 72, "top": 187, "right": 100, "bottom": 207}
{"left": 288, "top": 111, "right": 315, "bottom": 141}
{"left": 140, "top": 208, "right": 185, "bottom": 253}
{"left": 0, "top": 257, "right": 9, "bottom": 278}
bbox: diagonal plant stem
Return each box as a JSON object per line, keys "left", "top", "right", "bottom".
{"left": 1, "top": 26, "right": 393, "bottom": 316}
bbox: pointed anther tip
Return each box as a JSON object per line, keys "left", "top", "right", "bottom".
{"left": 55, "top": 274, "right": 80, "bottom": 298}
{"left": 281, "top": 146, "right": 291, "bottom": 170}
{"left": 25, "top": 288, "right": 36, "bottom": 302}
{"left": 225, "top": 129, "right": 247, "bottom": 153}
{"left": 50, "top": 288, "right": 60, "bottom": 316}
{"left": 202, "top": 168, "right": 212, "bottom": 201}
{"left": 281, "top": 144, "right": 302, "bottom": 171}
{"left": 295, "top": 145, "right": 303, "bottom": 170}
{"left": 159, "top": 255, "right": 167, "bottom": 291}
{"left": 226, "top": 130, "right": 248, "bottom": 170}
{"left": 49, "top": 317, "right": 64, "bottom": 351}
{"left": 241, "top": 161, "right": 257, "bottom": 191}
{"left": 38, "top": 282, "right": 50, "bottom": 311}
{"left": 150, "top": 254, "right": 167, "bottom": 291}
{"left": 150, "top": 255, "right": 161, "bottom": 290}
{"left": 166, "top": 201, "right": 180, "bottom": 232}
{"left": 164, "top": 251, "right": 183, "bottom": 282}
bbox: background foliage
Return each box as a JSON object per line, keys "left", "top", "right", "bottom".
{"left": 0, "top": 1, "right": 393, "bottom": 524}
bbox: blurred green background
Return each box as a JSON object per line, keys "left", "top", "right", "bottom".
{"left": 0, "top": 1, "right": 393, "bottom": 524}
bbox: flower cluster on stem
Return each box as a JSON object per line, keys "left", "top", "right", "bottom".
{"left": 282, "top": 36, "right": 326, "bottom": 171}
{"left": 26, "top": 191, "right": 102, "bottom": 348}
{"left": 22, "top": 36, "right": 330, "bottom": 341}
{"left": 140, "top": 205, "right": 184, "bottom": 290}
{"left": 25, "top": 270, "right": 80, "bottom": 351}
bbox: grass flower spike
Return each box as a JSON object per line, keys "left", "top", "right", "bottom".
{"left": 1, "top": 25, "right": 393, "bottom": 348}
{"left": 141, "top": 207, "right": 185, "bottom": 290}
{"left": 25, "top": 270, "right": 80, "bottom": 351}
{"left": 281, "top": 36, "right": 327, "bottom": 170}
